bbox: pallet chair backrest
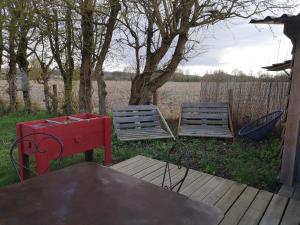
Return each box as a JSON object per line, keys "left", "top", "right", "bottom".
{"left": 180, "top": 102, "right": 229, "bottom": 128}
{"left": 113, "top": 105, "right": 161, "bottom": 131}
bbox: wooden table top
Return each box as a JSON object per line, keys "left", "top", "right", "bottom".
{"left": 0, "top": 162, "right": 223, "bottom": 225}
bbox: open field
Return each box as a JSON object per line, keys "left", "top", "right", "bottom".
{"left": 0, "top": 80, "right": 288, "bottom": 127}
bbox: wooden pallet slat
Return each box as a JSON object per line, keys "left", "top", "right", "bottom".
{"left": 113, "top": 110, "right": 156, "bottom": 117}
{"left": 115, "top": 121, "right": 160, "bottom": 129}
{"left": 113, "top": 105, "right": 157, "bottom": 111}
{"left": 182, "top": 113, "right": 229, "bottom": 120}
{"left": 114, "top": 115, "right": 160, "bottom": 123}
{"left": 182, "top": 102, "right": 228, "bottom": 108}
{"left": 182, "top": 119, "right": 228, "bottom": 125}
{"left": 182, "top": 107, "right": 228, "bottom": 113}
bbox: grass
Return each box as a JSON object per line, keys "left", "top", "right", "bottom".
{"left": 0, "top": 111, "right": 281, "bottom": 192}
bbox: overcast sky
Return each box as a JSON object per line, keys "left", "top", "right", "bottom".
{"left": 177, "top": 18, "right": 293, "bottom": 76}
{"left": 106, "top": 13, "right": 295, "bottom": 76}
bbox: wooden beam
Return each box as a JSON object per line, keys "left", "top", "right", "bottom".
{"left": 280, "top": 27, "right": 300, "bottom": 185}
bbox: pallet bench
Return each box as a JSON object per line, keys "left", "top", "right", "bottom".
{"left": 113, "top": 105, "right": 175, "bottom": 141}
{"left": 178, "top": 102, "right": 234, "bottom": 138}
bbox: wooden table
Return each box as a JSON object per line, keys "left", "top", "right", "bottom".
{"left": 0, "top": 163, "right": 223, "bottom": 225}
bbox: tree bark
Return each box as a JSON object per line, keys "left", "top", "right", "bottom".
{"left": 0, "top": 16, "right": 3, "bottom": 72}
{"left": 95, "top": 0, "right": 120, "bottom": 115}
{"left": 129, "top": 32, "right": 188, "bottom": 105}
{"left": 7, "top": 14, "right": 18, "bottom": 112}
{"left": 79, "top": 0, "right": 94, "bottom": 113}
{"left": 17, "top": 24, "right": 32, "bottom": 113}
{"left": 63, "top": 72, "right": 73, "bottom": 114}
{"left": 63, "top": 8, "right": 74, "bottom": 114}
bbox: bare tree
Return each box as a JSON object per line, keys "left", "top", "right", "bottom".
{"left": 78, "top": 0, "right": 94, "bottom": 113}
{"left": 77, "top": 0, "right": 121, "bottom": 114}
{"left": 16, "top": 0, "right": 32, "bottom": 113}
{"left": 43, "top": 4, "right": 75, "bottom": 114}
{"left": 0, "top": 7, "right": 4, "bottom": 72}
{"left": 94, "top": 0, "right": 121, "bottom": 114}
{"left": 120, "top": 0, "right": 292, "bottom": 105}
{"left": 29, "top": 33, "right": 58, "bottom": 114}
{"left": 5, "top": 2, "right": 18, "bottom": 112}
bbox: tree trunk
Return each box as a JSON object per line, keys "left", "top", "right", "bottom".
{"left": 63, "top": 8, "right": 74, "bottom": 115}
{"left": 79, "top": 0, "right": 93, "bottom": 113}
{"left": 97, "top": 71, "right": 107, "bottom": 115}
{"left": 40, "top": 69, "right": 52, "bottom": 113}
{"left": 95, "top": 0, "right": 120, "bottom": 115}
{"left": 63, "top": 73, "right": 73, "bottom": 114}
{"left": 129, "top": 32, "right": 189, "bottom": 105}
{"left": 7, "top": 57, "right": 17, "bottom": 112}
{"left": 7, "top": 15, "right": 17, "bottom": 112}
{"left": 129, "top": 74, "right": 154, "bottom": 105}
{"left": 52, "top": 84, "right": 58, "bottom": 114}
{"left": 17, "top": 28, "right": 32, "bottom": 113}
{"left": 0, "top": 17, "right": 3, "bottom": 72}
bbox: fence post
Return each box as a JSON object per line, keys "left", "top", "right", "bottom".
{"left": 228, "top": 89, "right": 235, "bottom": 136}
{"left": 153, "top": 90, "right": 158, "bottom": 105}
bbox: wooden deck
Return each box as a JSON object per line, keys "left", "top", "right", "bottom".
{"left": 279, "top": 184, "right": 300, "bottom": 201}
{"left": 111, "top": 155, "right": 300, "bottom": 225}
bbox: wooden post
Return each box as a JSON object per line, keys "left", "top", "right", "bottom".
{"left": 153, "top": 90, "right": 158, "bottom": 105}
{"left": 228, "top": 89, "right": 234, "bottom": 136}
{"left": 280, "top": 23, "right": 300, "bottom": 185}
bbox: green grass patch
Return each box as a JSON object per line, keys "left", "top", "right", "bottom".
{"left": 0, "top": 112, "right": 281, "bottom": 192}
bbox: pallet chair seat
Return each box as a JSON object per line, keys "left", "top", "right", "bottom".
{"left": 113, "top": 105, "right": 175, "bottom": 141}
{"left": 178, "top": 102, "right": 234, "bottom": 138}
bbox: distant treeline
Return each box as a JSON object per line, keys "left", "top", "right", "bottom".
{"left": 0, "top": 68, "right": 289, "bottom": 83}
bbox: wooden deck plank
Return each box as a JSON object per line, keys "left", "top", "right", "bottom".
{"left": 179, "top": 170, "right": 205, "bottom": 191}
{"left": 141, "top": 164, "right": 176, "bottom": 182}
{"left": 160, "top": 168, "right": 189, "bottom": 190}
{"left": 150, "top": 165, "right": 183, "bottom": 186}
{"left": 238, "top": 190, "right": 273, "bottom": 225}
{"left": 259, "top": 194, "right": 289, "bottom": 225}
{"left": 180, "top": 173, "right": 214, "bottom": 197}
{"left": 202, "top": 179, "right": 235, "bottom": 206}
{"left": 219, "top": 187, "right": 258, "bottom": 225}
{"left": 115, "top": 157, "right": 152, "bottom": 174}
{"left": 125, "top": 159, "right": 160, "bottom": 176}
{"left": 278, "top": 185, "right": 295, "bottom": 198}
{"left": 215, "top": 183, "right": 247, "bottom": 214}
{"left": 280, "top": 199, "right": 300, "bottom": 225}
{"left": 292, "top": 185, "right": 300, "bottom": 200}
{"left": 110, "top": 155, "right": 144, "bottom": 170}
{"left": 133, "top": 161, "right": 166, "bottom": 179}
{"left": 190, "top": 176, "right": 225, "bottom": 201}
